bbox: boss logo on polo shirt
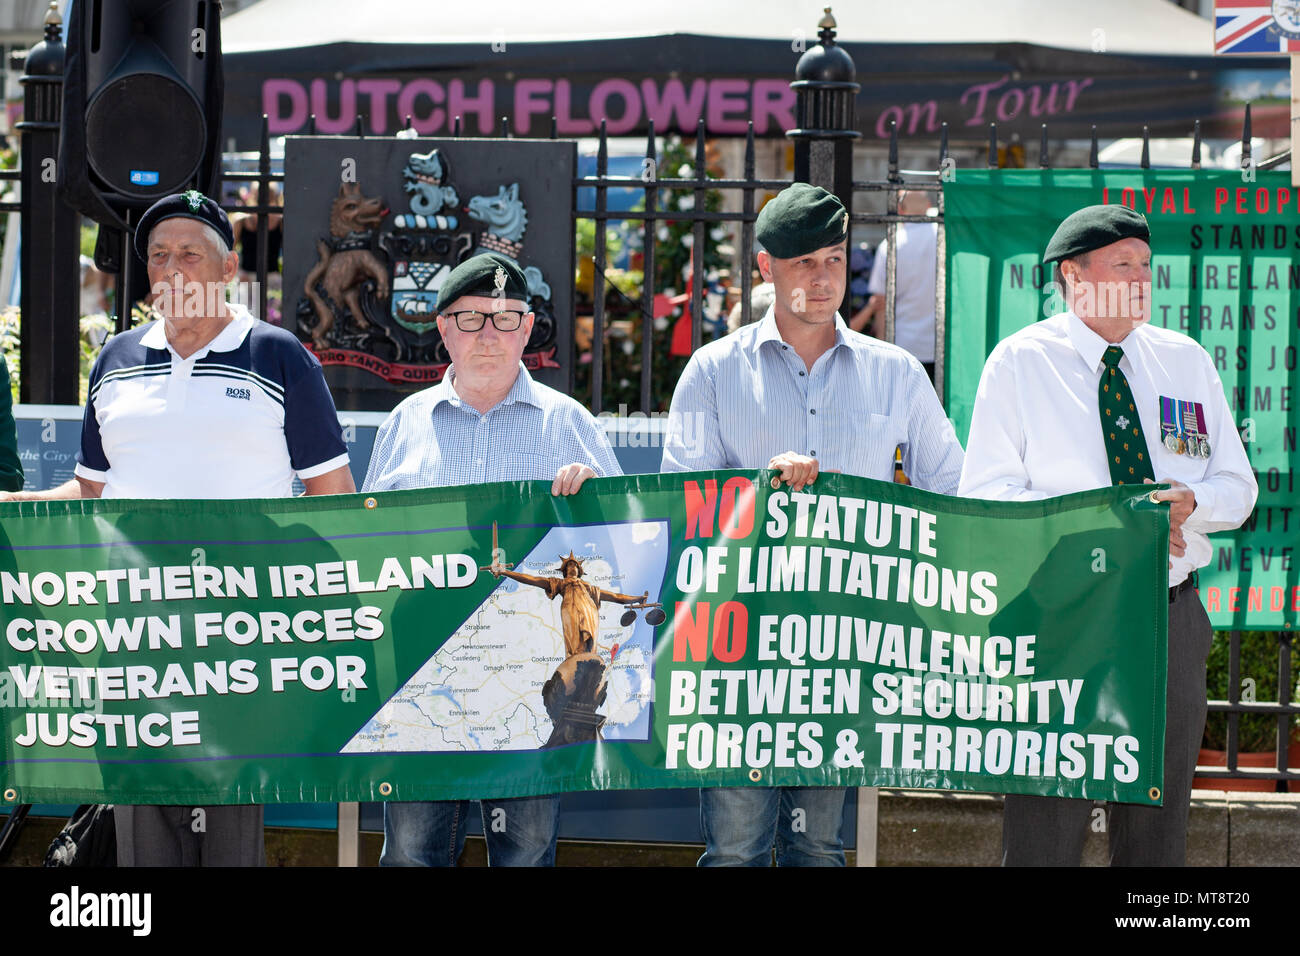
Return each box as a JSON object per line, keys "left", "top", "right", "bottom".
{"left": 226, "top": 386, "right": 252, "bottom": 401}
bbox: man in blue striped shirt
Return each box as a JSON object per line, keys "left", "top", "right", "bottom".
{"left": 663, "top": 183, "right": 964, "bottom": 866}
{"left": 364, "top": 253, "right": 621, "bottom": 866}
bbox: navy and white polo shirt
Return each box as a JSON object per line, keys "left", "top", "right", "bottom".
{"left": 74, "top": 306, "right": 348, "bottom": 499}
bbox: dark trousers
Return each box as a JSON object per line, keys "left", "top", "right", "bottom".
{"left": 1002, "top": 585, "right": 1212, "bottom": 866}
{"left": 114, "top": 805, "right": 264, "bottom": 866}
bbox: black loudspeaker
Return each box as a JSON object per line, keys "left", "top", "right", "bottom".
{"left": 58, "top": 0, "right": 223, "bottom": 229}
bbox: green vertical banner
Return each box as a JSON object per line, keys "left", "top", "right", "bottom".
{"left": 946, "top": 170, "right": 1298, "bottom": 628}
{"left": 0, "top": 474, "right": 1168, "bottom": 806}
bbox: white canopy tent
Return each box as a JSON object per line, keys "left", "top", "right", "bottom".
{"left": 216, "top": 0, "right": 1259, "bottom": 147}
{"left": 222, "top": 0, "right": 1215, "bottom": 55}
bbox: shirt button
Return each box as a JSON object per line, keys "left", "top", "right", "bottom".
{"left": 810, "top": 409, "right": 817, "bottom": 415}
{"left": 811, "top": 450, "right": 817, "bottom": 456}
{"left": 799, "top": 371, "right": 805, "bottom": 376}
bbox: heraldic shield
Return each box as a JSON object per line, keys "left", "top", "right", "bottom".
{"left": 286, "top": 138, "right": 573, "bottom": 405}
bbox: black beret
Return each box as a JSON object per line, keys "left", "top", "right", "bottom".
{"left": 755, "top": 183, "right": 849, "bottom": 259}
{"left": 134, "top": 190, "right": 235, "bottom": 262}
{"left": 1044, "top": 204, "right": 1150, "bottom": 264}
{"left": 437, "top": 253, "right": 530, "bottom": 312}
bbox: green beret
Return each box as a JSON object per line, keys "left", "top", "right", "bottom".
{"left": 755, "top": 183, "right": 849, "bottom": 259}
{"left": 436, "top": 253, "right": 530, "bottom": 312}
{"left": 1044, "top": 204, "right": 1150, "bottom": 264}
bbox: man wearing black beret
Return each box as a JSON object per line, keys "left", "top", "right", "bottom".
{"left": 364, "top": 252, "right": 622, "bottom": 866}
{"left": 960, "top": 204, "right": 1257, "bottom": 865}
{"left": 662, "top": 183, "right": 965, "bottom": 866}
{"left": 1, "top": 190, "right": 356, "bottom": 865}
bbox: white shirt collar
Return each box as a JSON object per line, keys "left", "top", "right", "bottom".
{"left": 1065, "top": 310, "right": 1143, "bottom": 374}
{"left": 139, "top": 305, "right": 256, "bottom": 359}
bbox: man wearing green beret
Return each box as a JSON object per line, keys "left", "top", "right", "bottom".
{"left": 363, "top": 252, "right": 622, "bottom": 866}
{"left": 662, "top": 183, "right": 965, "bottom": 866}
{"left": 960, "top": 204, "right": 1257, "bottom": 865}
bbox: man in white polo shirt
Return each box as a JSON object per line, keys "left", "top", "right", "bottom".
{"left": 2, "top": 190, "right": 355, "bottom": 865}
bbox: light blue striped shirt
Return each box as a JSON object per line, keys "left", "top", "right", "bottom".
{"left": 661, "top": 310, "right": 964, "bottom": 492}
{"left": 363, "top": 364, "right": 622, "bottom": 491}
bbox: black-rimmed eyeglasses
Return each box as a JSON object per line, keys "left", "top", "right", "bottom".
{"left": 444, "top": 310, "right": 524, "bottom": 332}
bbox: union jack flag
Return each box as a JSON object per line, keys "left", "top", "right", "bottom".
{"left": 1215, "top": 1, "right": 1300, "bottom": 54}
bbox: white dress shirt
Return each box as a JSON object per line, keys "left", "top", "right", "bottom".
{"left": 959, "top": 311, "right": 1258, "bottom": 586}
{"left": 867, "top": 221, "right": 938, "bottom": 363}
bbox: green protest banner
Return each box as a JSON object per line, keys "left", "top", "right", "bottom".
{"left": 945, "top": 170, "right": 1297, "bottom": 627}
{"left": 0, "top": 473, "right": 1168, "bottom": 806}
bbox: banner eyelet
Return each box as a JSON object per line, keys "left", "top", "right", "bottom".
{"left": 378, "top": 781, "right": 393, "bottom": 796}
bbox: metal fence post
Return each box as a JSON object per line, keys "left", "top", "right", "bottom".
{"left": 17, "top": 2, "right": 78, "bottom": 405}
{"left": 788, "top": 7, "right": 875, "bottom": 865}
{"left": 337, "top": 802, "right": 360, "bottom": 867}
{"left": 787, "top": 7, "right": 860, "bottom": 270}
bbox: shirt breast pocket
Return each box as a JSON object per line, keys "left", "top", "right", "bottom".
{"left": 843, "top": 413, "right": 900, "bottom": 482}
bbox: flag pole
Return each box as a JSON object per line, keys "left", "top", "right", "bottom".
{"left": 1292, "top": 53, "right": 1299, "bottom": 187}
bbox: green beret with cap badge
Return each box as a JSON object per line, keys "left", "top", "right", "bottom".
{"left": 436, "top": 253, "right": 530, "bottom": 312}
{"left": 1043, "top": 204, "right": 1151, "bottom": 264}
{"left": 755, "top": 183, "right": 849, "bottom": 259}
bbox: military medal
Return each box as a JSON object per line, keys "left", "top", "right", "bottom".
{"left": 1185, "top": 401, "right": 1210, "bottom": 459}
{"left": 1159, "top": 396, "right": 1210, "bottom": 458}
{"left": 1160, "top": 396, "right": 1183, "bottom": 454}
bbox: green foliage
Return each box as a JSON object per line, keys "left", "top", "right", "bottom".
{"left": 575, "top": 217, "right": 623, "bottom": 264}
{"left": 1203, "top": 630, "right": 1298, "bottom": 752}
{"left": 648, "top": 136, "right": 729, "bottom": 296}
{"left": 0, "top": 147, "right": 15, "bottom": 249}
{"left": 0, "top": 307, "right": 117, "bottom": 404}
{"left": 0, "top": 307, "right": 18, "bottom": 404}
{"left": 80, "top": 221, "right": 98, "bottom": 259}
{"left": 572, "top": 135, "right": 728, "bottom": 412}
{"left": 78, "top": 314, "right": 114, "bottom": 404}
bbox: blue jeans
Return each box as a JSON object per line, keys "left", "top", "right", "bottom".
{"left": 380, "top": 796, "right": 560, "bottom": 867}
{"left": 699, "top": 786, "right": 847, "bottom": 866}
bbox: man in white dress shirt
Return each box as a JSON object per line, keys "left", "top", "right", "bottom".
{"left": 959, "top": 204, "right": 1257, "bottom": 865}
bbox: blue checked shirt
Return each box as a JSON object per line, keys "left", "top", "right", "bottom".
{"left": 661, "top": 310, "right": 964, "bottom": 493}
{"left": 363, "top": 364, "right": 622, "bottom": 491}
